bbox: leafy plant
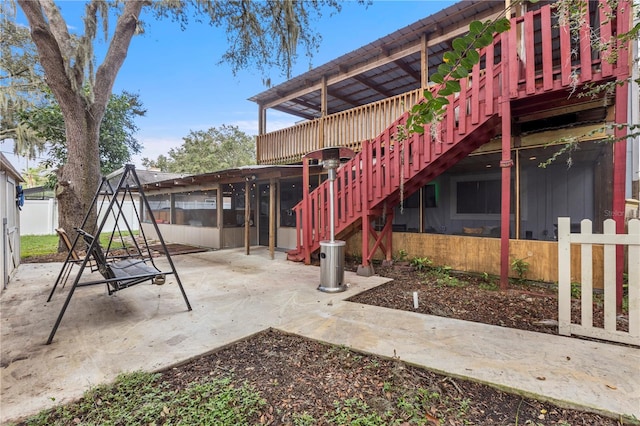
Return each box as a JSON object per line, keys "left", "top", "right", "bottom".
{"left": 570, "top": 282, "right": 582, "bottom": 299}
{"left": 511, "top": 258, "right": 529, "bottom": 282}
{"left": 622, "top": 294, "right": 629, "bottom": 314}
{"left": 479, "top": 281, "right": 499, "bottom": 291}
{"left": 324, "top": 398, "right": 385, "bottom": 425}
{"left": 393, "top": 248, "right": 409, "bottom": 263}
{"left": 410, "top": 256, "right": 432, "bottom": 271}
{"left": 293, "top": 412, "right": 317, "bottom": 426}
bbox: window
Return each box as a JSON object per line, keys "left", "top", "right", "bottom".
{"left": 144, "top": 194, "right": 171, "bottom": 223}
{"left": 450, "top": 173, "right": 512, "bottom": 219}
{"left": 456, "top": 179, "right": 501, "bottom": 214}
{"left": 174, "top": 190, "right": 217, "bottom": 227}
{"left": 223, "top": 183, "right": 255, "bottom": 227}
{"left": 280, "top": 179, "right": 303, "bottom": 227}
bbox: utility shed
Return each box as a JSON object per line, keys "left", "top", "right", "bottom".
{"left": 1, "top": 153, "right": 24, "bottom": 289}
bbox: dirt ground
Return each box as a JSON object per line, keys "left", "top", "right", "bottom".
{"left": 16, "top": 254, "right": 632, "bottom": 425}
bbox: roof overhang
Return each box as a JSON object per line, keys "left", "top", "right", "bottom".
{"left": 248, "top": 0, "right": 504, "bottom": 120}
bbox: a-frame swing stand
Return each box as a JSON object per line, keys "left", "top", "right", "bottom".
{"left": 46, "top": 164, "right": 192, "bottom": 344}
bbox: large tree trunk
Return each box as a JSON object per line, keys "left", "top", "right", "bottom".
{"left": 56, "top": 98, "right": 102, "bottom": 251}
{"left": 17, "top": 0, "right": 146, "bottom": 252}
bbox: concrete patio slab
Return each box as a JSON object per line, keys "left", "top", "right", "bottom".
{"left": 1, "top": 247, "right": 638, "bottom": 424}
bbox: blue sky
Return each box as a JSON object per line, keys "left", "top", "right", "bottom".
{"left": 3, "top": 1, "right": 455, "bottom": 173}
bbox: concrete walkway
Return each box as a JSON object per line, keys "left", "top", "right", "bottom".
{"left": 1, "top": 247, "right": 638, "bottom": 424}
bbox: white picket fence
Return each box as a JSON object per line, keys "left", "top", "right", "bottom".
{"left": 558, "top": 217, "right": 639, "bottom": 346}
{"left": 20, "top": 198, "right": 140, "bottom": 236}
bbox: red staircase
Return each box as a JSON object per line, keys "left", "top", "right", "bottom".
{"left": 287, "top": 1, "right": 626, "bottom": 266}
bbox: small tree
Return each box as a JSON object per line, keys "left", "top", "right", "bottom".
{"left": 20, "top": 90, "right": 146, "bottom": 175}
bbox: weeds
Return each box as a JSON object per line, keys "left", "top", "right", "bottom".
{"left": 479, "top": 281, "right": 499, "bottom": 291}
{"left": 324, "top": 398, "right": 385, "bottom": 425}
{"left": 410, "top": 256, "right": 432, "bottom": 271}
{"left": 570, "top": 282, "right": 581, "bottom": 299}
{"left": 16, "top": 371, "right": 265, "bottom": 426}
{"left": 511, "top": 257, "right": 529, "bottom": 282}
{"left": 393, "top": 249, "right": 409, "bottom": 263}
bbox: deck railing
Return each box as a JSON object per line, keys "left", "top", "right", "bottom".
{"left": 256, "top": 89, "right": 422, "bottom": 165}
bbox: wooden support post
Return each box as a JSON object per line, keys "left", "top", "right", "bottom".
{"left": 515, "top": 147, "right": 520, "bottom": 240}
{"left": 613, "top": 0, "right": 631, "bottom": 311}
{"left": 302, "top": 157, "right": 311, "bottom": 265}
{"left": 269, "top": 178, "right": 276, "bottom": 260}
{"left": 257, "top": 104, "right": 265, "bottom": 164}
{"left": 258, "top": 103, "right": 265, "bottom": 135}
{"left": 500, "top": 28, "right": 513, "bottom": 290}
{"left": 319, "top": 75, "right": 327, "bottom": 150}
{"left": 421, "top": 33, "right": 429, "bottom": 91}
{"left": 245, "top": 180, "right": 251, "bottom": 255}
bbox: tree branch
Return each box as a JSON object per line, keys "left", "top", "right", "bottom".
{"left": 94, "top": 1, "right": 148, "bottom": 111}
{"left": 17, "top": 0, "right": 74, "bottom": 105}
{"left": 39, "top": 0, "right": 72, "bottom": 57}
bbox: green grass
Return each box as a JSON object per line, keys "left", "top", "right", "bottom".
{"left": 20, "top": 234, "right": 60, "bottom": 258}
{"left": 21, "top": 231, "right": 138, "bottom": 259}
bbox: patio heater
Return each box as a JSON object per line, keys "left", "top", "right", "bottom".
{"left": 307, "top": 147, "right": 354, "bottom": 293}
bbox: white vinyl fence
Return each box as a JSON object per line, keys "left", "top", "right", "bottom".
{"left": 21, "top": 198, "right": 140, "bottom": 236}
{"left": 558, "top": 217, "right": 639, "bottom": 346}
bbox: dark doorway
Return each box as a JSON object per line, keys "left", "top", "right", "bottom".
{"left": 258, "top": 183, "right": 274, "bottom": 246}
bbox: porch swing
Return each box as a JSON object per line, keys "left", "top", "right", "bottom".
{"left": 46, "top": 164, "right": 192, "bottom": 344}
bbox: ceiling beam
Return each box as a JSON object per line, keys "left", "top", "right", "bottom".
{"left": 393, "top": 58, "right": 421, "bottom": 83}
{"left": 326, "top": 89, "right": 358, "bottom": 107}
{"left": 353, "top": 74, "right": 394, "bottom": 98}
{"left": 273, "top": 105, "right": 316, "bottom": 121}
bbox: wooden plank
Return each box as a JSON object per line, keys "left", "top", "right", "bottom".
{"left": 435, "top": 122, "right": 443, "bottom": 155}
{"left": 269, "top": 178, "right": 275, "bottom": 259}
{"left": 362, "top": 143, "right": 371, "bottom": 205}
{"left": 559, "top": 12, "right": 572, "bottom": 87}
{"left": 508, "top": 22, "right": 519, "bottom": 97}
{"left": 411, "top": 133, "right": 421, "bottom": 173}
{"left": 603, "top": 219, "right": 616, "bottom": 332}
{"left": 629, "top": 220, "right": 640, "bottom": 338}
{"left": 244, "top": 180, "right": 250, "bottom": 255}
{"left": 302, "top": 157, "right": 311, "bottom": 263}
{"left": 541, "top": 6, "right": 553, "bottom": 90}
{"left": 485, "top": 42, "right": 495, "bottom": 115}
{"left": 579, "top": 5, "right": 592, "bottom": 82}
{"left": 471, "top": 59, "right": 480, "bottom": 124}
{"left": 616, "top": 0, "right": 630, "bottom": 73}
{"left": 599, "top": 0, "right": 613, "bottom": 77}
{"left": 525, "top": 12, "right": 536, "bottom": 94}
{"left": 558, "top": 217, "right": 572, "bottom": 336}
{"left": 580, "top": 220, "right": 594, "bottom": 328}
{"left": 567, "top": 233, "right": 640, "bottom": 245}
{"left": 354, "top": 153, "right": 362, "bottom": 213}
{"left": 565, "top": 324, "right": 640, "bottom": 346}
{"left": 458, "top": 78, "right": 467, "bottom": 136}
{"left": 374, "top": 137, "right": 383, "bottom": 201}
